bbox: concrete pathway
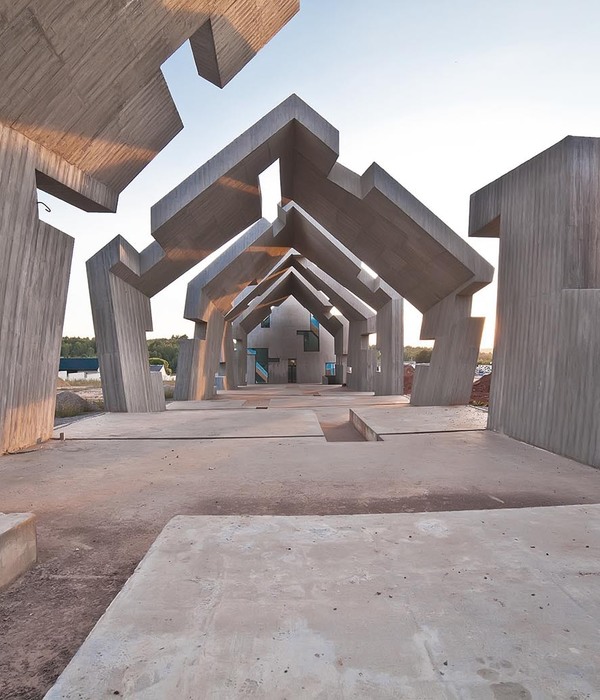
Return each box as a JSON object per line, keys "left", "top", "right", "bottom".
{"left": 46, "top": 506, "right": 600, "bottom": 699}
{"left": 2, "top": 384, "right": 599, "bottom": 698}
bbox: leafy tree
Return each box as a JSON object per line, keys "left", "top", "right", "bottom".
{"left": 414, "top": 348, "right": 433, "bottom": 363}
{"left": 61, "top": 337, "right": 96, "bottom": 357}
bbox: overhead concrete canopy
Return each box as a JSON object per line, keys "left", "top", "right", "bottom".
{"left": 143, "top": 94, "right": 493, "bottom": 311}
{"left": 234, "top": 268, "right": 346, "bottom": 349}
{"left": 0, "top": 0, "right": 300, "bottom": 211}
{"left": 184, "top": 201, "right": 395, "bottom": 327}
{"left": 88, "top": 96, "right": 491, "bottom": 411}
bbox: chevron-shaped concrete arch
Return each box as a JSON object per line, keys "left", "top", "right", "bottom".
{"left": 176, "top": 202, "right": 400, "bottom": 398}
{"left": 89, "top": 95, "right": 493, "bottom": 412}
{"left": 176, "top": 266, "right": 348, "bottom": 400}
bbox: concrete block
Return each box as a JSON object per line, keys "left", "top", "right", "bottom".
{"left": 0, "top": 513, "right": 37, "bottom": 591}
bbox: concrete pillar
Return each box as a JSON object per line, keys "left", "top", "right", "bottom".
{"left": 233, "top": 329, "right": 248, "bottom": 387}
{"left": 375, "top": 297, "right": 404, "bottom": 396}
{"left": 174, "top": 303, "right": 225, "bottom": 400}
{"left": 87, "top": 238, "right": 165, "bottom": 412}
{"left": 0, "top": 130, "right": 74, "bottom": 453}
{"left": 411, "top": 294, "right": 483, "bottom": 406}
{"left": 222, "top": 322, "right": 236, "bottom": 390}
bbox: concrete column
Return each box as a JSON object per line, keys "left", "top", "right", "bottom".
{"left": 222, "top": 322, "right": 236, "bottom": 390}
{"left": 233, "top": 329, "right": 248, "bottom": 387}
{"left": 0, "top": 130, "right": 74, "bottom": 453}
{"left": 411, "top": 294, "right": 483, "bottom": 406}
{"left": 174, "top": 303, "right": 225, "bottom": 400}
{"left": 375, "top": 297, "right": 404, "bottom": 396}
{"left": 87, "top": 238, "right": 165, "bottom": 412}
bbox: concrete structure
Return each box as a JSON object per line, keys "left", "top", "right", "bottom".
{"left": 0, "top": 513, "right": 37, "bottom": 591}
{"left": 89, "top": 96, "right": 492, "bottom": 416}
{"left": 470, "top": 136, "right": 600, "bottom": 468}
{"left": 45, "top": 505, "right": 600, "bottom": 699}
{"left": 244, "top": 297, "right": 336, "bottom": 385}
{"left": 0, "top": 1, "right": 300, "bottom": 451}
{"left": 232, "top": 268, "right": 346, "bottom": 388}
{"left": 178, "top": 202, "right": 396, "bottom": 399}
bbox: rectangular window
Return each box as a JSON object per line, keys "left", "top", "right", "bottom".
{"left": 261, "top": 315, "right": 271, "bottom": 328}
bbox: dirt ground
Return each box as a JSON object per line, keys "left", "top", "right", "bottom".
{"left": 2, "top": 385, "right": 599, "bottom": 698}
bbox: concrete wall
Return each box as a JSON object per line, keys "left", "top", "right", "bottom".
{"left": 246, "top": 298, "right": 335, "bottom": 384}
{"left": 0, "top": 128, "right": 74, "bottom": 454}
{"left": 470, "top": 136, "right": 600, "bottom": 468}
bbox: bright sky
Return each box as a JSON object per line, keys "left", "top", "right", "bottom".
{"left": 40, "top": 0, "right": 600, "bottom": 347}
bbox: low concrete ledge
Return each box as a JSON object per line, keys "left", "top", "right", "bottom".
{"left": 0, "top": 513, "right": 37, "bottom": 591}
{"left": 350, "top": 405, "right": 488, "bottom": 441}
{"left": 349, "top": 407, "right": 381, "bottom": 441}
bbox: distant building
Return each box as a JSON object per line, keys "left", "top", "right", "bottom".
{"left": 246, "top": 298, "right": 336, "bottom": 384}
{"left": 58, "top": 358, "right": 100, "bottom": 381}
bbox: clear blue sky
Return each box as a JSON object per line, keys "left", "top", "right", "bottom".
{"left": 42, "top": 0, "right": 600, "bottom": 347}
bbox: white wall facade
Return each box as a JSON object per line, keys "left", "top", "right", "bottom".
{"left": 246, "top": 297, "right": 335, "bottom": 384}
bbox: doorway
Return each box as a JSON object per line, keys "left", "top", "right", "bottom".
{"left": 287, "top": 359, "right": 297, "bottom": 383}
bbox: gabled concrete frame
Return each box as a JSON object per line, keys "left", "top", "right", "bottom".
{"left": 177, "top": 255, "right": 351, "bottom": 398}
{"left": 230, "top": 259, "right": 350, "bottom": 383}
{"left": 0, "top": 0, "right": 300, "bottom": 452}
{"left": 89, "top": 94, "right": 492, "bottom": 413}
{"left": 175, "top": 201, "right": 397, "bottom": 400}
{"left": 470, "top": 136, "right": 600, "bottom": 468}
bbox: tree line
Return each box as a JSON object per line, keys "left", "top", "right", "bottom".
{"left": 61, "top": 336, "right": 188, "bottom": 372}
{"left": 61, "top": 337, "right": 491, "bottom": 373}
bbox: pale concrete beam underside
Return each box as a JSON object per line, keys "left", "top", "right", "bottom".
{"left": 470, "top": 136, "right": 600, "bottom": 468}
{"left": 92, "top": 97, "right": 491, "bottom": 412}
{"left": 0, "top": 0, "right": 300, "bottom": 208}
{"left": 0, "top": 2, "right": 299, "bottom": 450}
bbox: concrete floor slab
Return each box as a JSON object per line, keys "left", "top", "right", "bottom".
{"left": 3, "top": 430, "right": 600, "bottom": 697}
{"left": 0, "top": 513, "right": 37, "bottom": 591}
{"left": 167, "top": 400, "right": 247, "bottom": 410}
{"left": 45, "top": 506, "right": 600, "bottom": 699}
{"left": 351, "top": 405, "right": 488, "bottom": 440}
{"left": 54, "top": 409, "right": 325, "bottom": 440}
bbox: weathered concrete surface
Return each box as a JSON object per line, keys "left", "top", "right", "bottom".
{"left": 3, "top": 385, "right": 600, "bottom": 697}
{"left": 0, "top": 1, "right": 300, "bottom": 453}
{"left": 350, "top": 406, "right": 488, "bottom": 441}
{"left": 0, "top": 513, "right": 37, "bottom": 592}
{"left": 46, "top": 506, "right": 600, "bottom": 699}
{"left": 101, "top": 96, "right": 491, "bottom": 412}
{"left": 470, "top": 136, "right": 600, "bottom": 468}
{"left": 55, "top": 409, "right": 325, "bottom": 440}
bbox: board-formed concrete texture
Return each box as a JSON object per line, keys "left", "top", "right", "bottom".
{"left": 0, "top": 2, "right": 300, "bottom": 451}
{"left": 350, "top": 405, "right": 488, "bottom": 442}
{"left": 470, "top": 136, "right": 600, "bottom": 468}
{"left": 0, "top": 513, "right": 37, "bottom": 592}
{"left": 55, "top": 409, "right": 325, "bottom": 441}
{"left": 89, "top": 95, "right": 493, "bottom": 417}
{"left": 45, "top": 506, "right": 600, "bottom": 699}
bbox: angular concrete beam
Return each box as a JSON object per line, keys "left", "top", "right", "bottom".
{"left": 470, "top": 136, "right": 600, "bottom": 467}
{"left": 1, "top": 1, "right": 300, "bottom": 208}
